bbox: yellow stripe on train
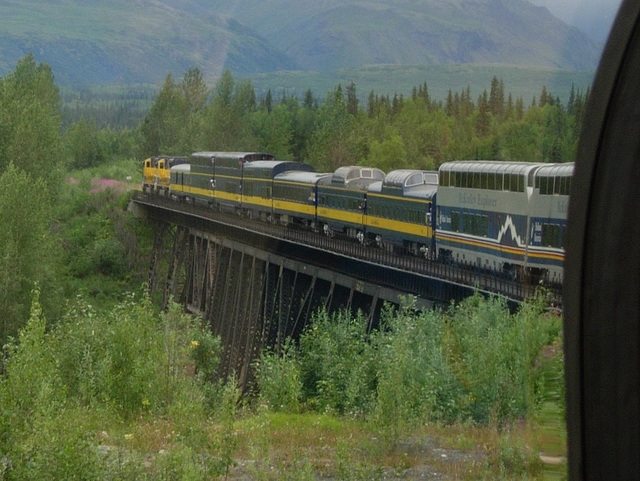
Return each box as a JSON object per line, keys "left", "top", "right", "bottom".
{"left": 436, "top": 233, "right": 565, "bottom": 262}
{"left": 366, "top": 215, "right": 432, "bottom": 237}
{"left": 273, "top": 200, "right": 315, "bottom": 216}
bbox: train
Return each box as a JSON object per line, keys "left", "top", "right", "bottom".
{"left": 143, "top": 152, "right": 572, "bottom": 285}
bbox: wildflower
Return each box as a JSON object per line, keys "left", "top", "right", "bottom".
{"left": 190, "top": 340, "right": 199, "bottom": 350}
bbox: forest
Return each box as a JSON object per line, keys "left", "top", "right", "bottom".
{"left": 0, "top": 54, "right": 569, "bottom": 479}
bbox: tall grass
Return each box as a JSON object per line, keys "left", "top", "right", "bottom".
{"left": 256, "top": 292, "right": 563, "bottom": 428}
{"left": 0, "top": 290, "right": 225, "bottom": 479}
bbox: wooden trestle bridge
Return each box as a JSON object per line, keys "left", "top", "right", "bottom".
{"left": 130, "top": 191, "right": 558, "bottom": 389}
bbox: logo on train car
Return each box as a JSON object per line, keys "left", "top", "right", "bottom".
{"left": 458, "top": 192, "right": 498, "bottom": 207}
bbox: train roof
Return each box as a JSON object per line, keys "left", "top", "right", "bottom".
{"left": 383, "top": 169, "right": 439, "bottom": 188}
{"left": 323, "top": 166, "right": 385, "bottom": 188}
{"left": 439, "top": 160, "right": 544, "bottom": 176}
{"left": 191, "top": 151, "right": 276, "bottom": 162}
{"left": 274, "top": 171, "right": 332, "bottom": 184}
{"left": 366, "top": 181, "right": 383, "bottom": 193}
{"left": 534, "top": 162, "right": 575, "bottom": 178}
{"left": 159, "top": 156, "right": 190, "bottom": 167}
{"left": 402, "top": 183, "right": 438, "bottom": 200}
{"left": 170, "top": 163, "right": 190, "bottom": 172}
{"left": 243, "top": 160, "right": 315, "bottom": 177}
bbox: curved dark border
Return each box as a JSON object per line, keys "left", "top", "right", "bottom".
{"left": 564, "top": 1, "right": 640, "bottom": 479}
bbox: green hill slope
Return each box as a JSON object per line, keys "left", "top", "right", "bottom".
{"left": 0, "top": 0, "right": 298, "bottom": 84}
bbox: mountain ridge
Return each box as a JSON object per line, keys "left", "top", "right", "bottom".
{"left": 0, "top": 0, "right": 601, "bottom": 86}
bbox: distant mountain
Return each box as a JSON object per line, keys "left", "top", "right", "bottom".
{"left": 0, "top": 0, "right": 601, "bottom": 86}
{"left": 528, "top": 0, "right": 621, "bottom": 44}
{"left": 196, "top": 0, "right": 601, "bottom": 71}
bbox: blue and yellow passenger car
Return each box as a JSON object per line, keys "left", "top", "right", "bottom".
{"left": 317, "top": 166, "right": 385, "bottom": 240}
{"left": 365, "top": 169, "right": 438, "bottom": 256}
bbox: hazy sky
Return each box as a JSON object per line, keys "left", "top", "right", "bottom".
{"left": 528, "top": 0, "right": 623, "bottom": 43}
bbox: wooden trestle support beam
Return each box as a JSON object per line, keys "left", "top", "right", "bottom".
{"left": 146, "top": 223, "right": 408, "bottom": 392}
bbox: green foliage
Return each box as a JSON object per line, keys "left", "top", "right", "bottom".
{"left": 139, "top": 73, "right": 192, "bottom": 156}
{"left": 260, "top": 295, "right": 562, "bottom": 430}
{"left": 196, "top": 70, "right": 259, "bottom": 152}
{"left": 486, "top": 430, "right": 543, "bottom": 479}
{"left": 252, "top": 103, "right": 294, "bottom": 159}
{"left": 64, "top": 117, "right": 107, "bottom": 169}
{"left": 0, "top": 289, "right": 227, "bottom": 479}
{"left": 374, "top": 300, "right": 462, "bottom": 442}
{"left": 255, "top": 339, "right": 303, "bottom": 412}
{"left": 133, "top": 66, "right": 585, "bottom": 170}
{"left": 299, "top": 309, "right": 378, "bottom": 416}
{"left": 55, "top": 174, "right": 154, "bottom": 303}
{"left": 0, "top": 54, "right": 63, "bottom": 192}
{"left": 0, "top": 164, "right": 62, "bottom": 342}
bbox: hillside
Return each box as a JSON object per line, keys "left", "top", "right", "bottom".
{"left": 0, "top": 0, "right": 298, "bottom": 84}
{"left": 0, "top": 0, "right": 601, "bottom": 86}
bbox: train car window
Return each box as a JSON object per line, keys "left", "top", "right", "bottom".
{"left": 547, "top": 176, "right": 555, "bottom": 195}
{"left": 451, "top": 211, "right": 460, "bottom": 232}
{"left": 462, "top": 213, "right": 471, "bottom": 233}
{"left": 502, "top": 173, "right": 510, "bottom": 191}
{"left": 511, "top": 174, "right": 519, "bottom": 192}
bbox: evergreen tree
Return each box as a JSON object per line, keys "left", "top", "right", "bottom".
{"left": 139, "top": 73, "right": 189, "bottom": 155}
{"left": 265, "top": 89, "right": 273, "bottom": 113}
{"left": 367, "top": 90, "right": 376, "bottom": 118}
{"left": 181, "top": 67, "right": 208, "bottom": 113}
{"left": 445, "top": 90, "right": 454, "bottom": 117}
{"left": 346, "top": 82, "right": 358, "bottom": 116}
{"left": 307, "top": 85, "right": 356, "bottom": 171}
{"left": 476, "top": 90, "right": 490, "bottom": 138}
{"left": 419, "top": 81, "right": 431, "bottom": 108}
{"left": 505, "top": 93, "right": 514, "bottom": 120}
{"left": 488, "top": 76, "right": 505, "bottom": 118}
{"left": 516, "top": 97, "right": 525, "bottom": 120}
{"left": 303, "top": 89, "right": 314, "bottom": 109}
{"left": 197, "top": 70, "right": 257, "bottom": 150}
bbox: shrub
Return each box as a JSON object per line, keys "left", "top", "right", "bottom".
{"left": 298, "top": 309, "right": 378, "bottom": 415}
{"left": 255, "top": 338, "right": 302, "bottom": 412}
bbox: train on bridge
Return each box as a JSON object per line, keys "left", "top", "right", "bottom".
{"left": 143, "top": 152, "right": 572, "bottom": 285}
